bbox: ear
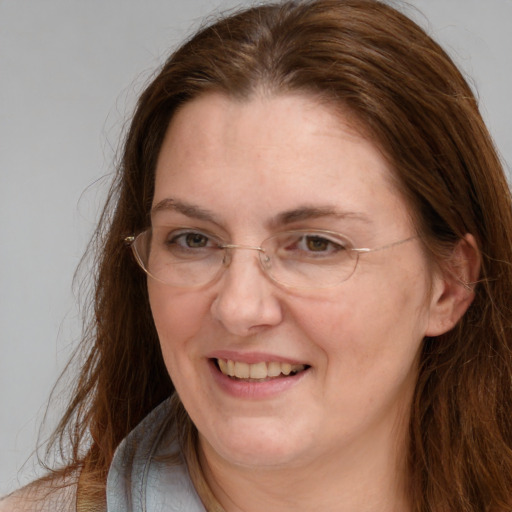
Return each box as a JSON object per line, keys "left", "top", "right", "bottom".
{"left": 425, "top": 234, "right": 481, "bottom": 337}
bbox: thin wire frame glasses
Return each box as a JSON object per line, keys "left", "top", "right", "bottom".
{"left": 125, "top": 227, "right": 417, "bottom": 289}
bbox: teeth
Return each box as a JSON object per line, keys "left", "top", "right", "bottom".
{"left": 249, "top": 362, "right": 268, "bottom": 379}
{"left": 281, "top": 363, "right": 292, "bottom": 376}
{"left": 216, "top": 359, "right": 306, "bottom": 379}
{"left": 218, "top": 359, "right": 228, "bottom": 374}
{"left": 267, "top": 361, "right": 281, "bottom": 377}
{"left": 234, "top": 361, "right": 250, "bottom": 378}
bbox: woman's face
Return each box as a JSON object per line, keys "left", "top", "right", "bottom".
{"left": 148, "top": 92, "right": 442, "bottom": 472}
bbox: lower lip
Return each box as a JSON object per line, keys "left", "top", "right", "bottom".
{"left": 208, "top": 360, "right": 309, "bottom": 399}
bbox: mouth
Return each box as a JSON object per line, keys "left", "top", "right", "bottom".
{"left": 213, "top": 358, "right": 310, "bottom": 382}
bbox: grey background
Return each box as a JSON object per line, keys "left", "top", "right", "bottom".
{"left": 1, "top": 0, "right": 511, "bottom": 496}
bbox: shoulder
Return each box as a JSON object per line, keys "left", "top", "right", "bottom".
{"left": 0, "top": 476, "right": 77, "bottom": 512}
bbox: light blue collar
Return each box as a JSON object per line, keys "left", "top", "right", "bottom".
{"left": 106, "top": 398, "right": 206, "bottom": 512}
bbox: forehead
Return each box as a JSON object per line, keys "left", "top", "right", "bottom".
{"left": 158, "top": 92, "right": 371, "bottom": 171}
{"left": 153, "top": 92, "right": 413, "bottom": 235}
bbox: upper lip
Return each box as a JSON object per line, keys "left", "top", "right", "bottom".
{"left": 207, "top": 350, "right": 308, "bottom": 365}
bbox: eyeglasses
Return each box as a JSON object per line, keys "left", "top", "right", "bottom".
{"left": 125, "top": 227, "right": 417, "bottom": 289}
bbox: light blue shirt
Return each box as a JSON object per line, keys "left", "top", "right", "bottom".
{"left": 106, "top": 398, "right": 206, "bottom": 512}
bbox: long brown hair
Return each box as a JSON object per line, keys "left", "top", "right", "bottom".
{"left": 45, "top": 1, "right": 512, "bottom": 510}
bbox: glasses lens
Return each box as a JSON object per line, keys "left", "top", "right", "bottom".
{"left": 261, "top": 230, "right": 358, "bottom": 288}
{"left": 131, "top": 228, "right": 359, "bottom": 289}
{"left": 131, "top": 227, "right": 224, "bottom": 286}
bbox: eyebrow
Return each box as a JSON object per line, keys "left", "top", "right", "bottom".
{"left": 272, "top": 206, "right": 371, "bottom": 227}
{"left": 151, "top": 198, "right": 371, "bottom": 228}
{"left": 151, "top": 198, "right": 220, "bottom": 223}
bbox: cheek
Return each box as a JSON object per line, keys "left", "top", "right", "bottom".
{"left": 148, "top": 284, "right": 210, "bottom": 359}
{"left": 295, "top": 265, "right": 431, "bottom": 369}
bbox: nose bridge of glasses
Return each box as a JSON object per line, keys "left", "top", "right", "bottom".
{"left": 221, "top": 243, "right": 265, "bottom": 252}
{"left": 220, "top": 243, "right": 270, "bottom": 270}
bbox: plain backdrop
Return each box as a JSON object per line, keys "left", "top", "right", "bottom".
{"left": 1, "top": 0, "right": 511, "bottom": 496}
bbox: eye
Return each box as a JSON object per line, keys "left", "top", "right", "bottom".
{"left": 304, "top": 235, "right": 332, "bottom": 252}
{"left": 155, "top": 228, "right": 223, "bottom": 260}
{"left": 275, "top": 231, "right": 350, "bottom": 260}
{"left": 176, "top": 232, "right": 210, "bottom": 248}
{"left": 297, "top": 233, "right": 347, "bottom": 254}
{"left": 167, "top": 230, "right": 217, "bottom": 249}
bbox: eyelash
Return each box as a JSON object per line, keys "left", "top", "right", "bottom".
{"left": 291, "top": 234, "right": 347, "bottom": 254}
{"left": 161, "top": 228, "right": 350, "bottom": 255}
{"left": 166, "top": 230, "right": 221, "bottom": 248}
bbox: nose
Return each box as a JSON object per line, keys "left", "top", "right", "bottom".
{"left": 211, "top": 248, "right": 283, "bottom": 336}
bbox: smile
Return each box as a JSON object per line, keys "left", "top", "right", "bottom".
{"left": 215, "top": 358, "right": 308, "bottom": 380}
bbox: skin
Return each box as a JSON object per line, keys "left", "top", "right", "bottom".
{"left": 148, "top": 92, "right": 474, "bottom": 512}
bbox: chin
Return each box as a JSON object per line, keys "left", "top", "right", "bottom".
{"left": 198, "top": 417, "right": 310, "bottom": 468}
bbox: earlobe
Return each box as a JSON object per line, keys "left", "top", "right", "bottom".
{"left": 425, "top": 234, "right": 481, "bottom": 337}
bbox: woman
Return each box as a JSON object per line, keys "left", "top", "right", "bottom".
{"left": 3, "top": 0, "right": 512, "bottom": 510}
